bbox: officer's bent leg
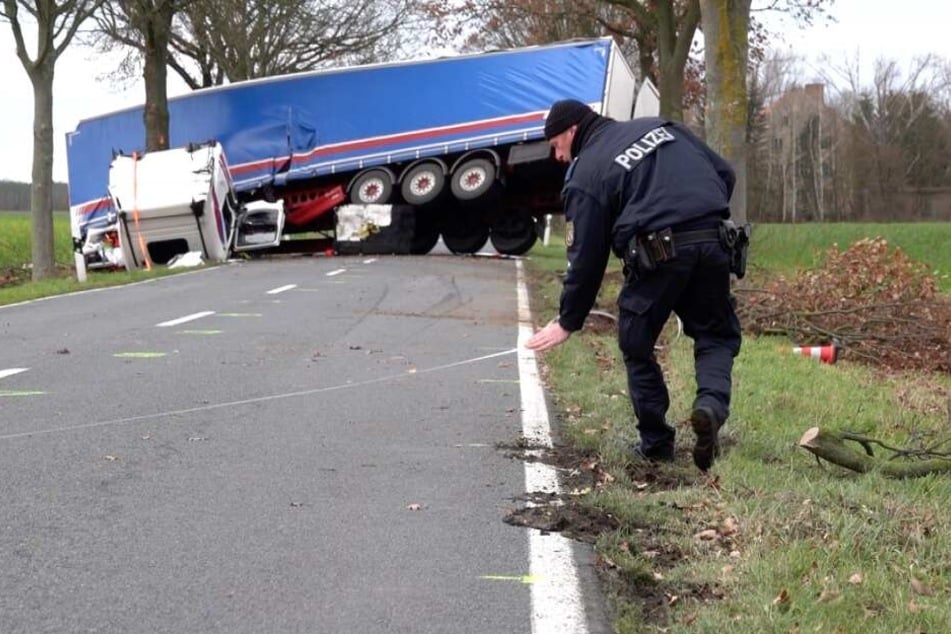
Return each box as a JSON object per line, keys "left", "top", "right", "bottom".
{"left": 674, "top": 243, "right": 742, "bottom": 425}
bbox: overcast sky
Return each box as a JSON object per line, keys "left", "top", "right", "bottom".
{"left": 0, "top": 0, "right": 948, "bottom": 185}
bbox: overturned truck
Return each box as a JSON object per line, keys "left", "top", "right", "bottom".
{"left": 66, "top": 37, "right": 637, "bottom": 273}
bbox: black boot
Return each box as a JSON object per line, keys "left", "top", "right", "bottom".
{"left": 690, "top": 406, "right": 721, "bottom": 471}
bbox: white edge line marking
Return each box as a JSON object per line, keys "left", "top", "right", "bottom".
{"left": 0, "top": 368, "right": 29, "bottom": 380}
{"left": 516, "top": 259, "right": 588, "bottom": 634}
{"left": 266, "top": 284, "right": 298, "bottom": 295}
{"left": 156, "top": 310, "right": 215, "bottom": 328}
{"left": 362, "top": 258, "right": 377, "bottom": 264}
{"left": 326, "top": 268, "right": 347, "bottom": 277}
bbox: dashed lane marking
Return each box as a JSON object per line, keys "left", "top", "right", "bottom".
{"left": 266, "top": 284, "right": 297, "bottom": 295}
{"left": 156, "top": 311, "right": 215, "bottom": 328}
{"left": 217, "top": 312, "right": 262, "bottom": 318}
{"left": 362, "top": 258, "right": 377, "bottom": 264}
{"left": 0, "top": 368, "right": 29, "bottom": 380}
{"left": 326, "top": 268, "right": 347, "bottom": 277}
{"left": 0, "top": 390, "right": 46, "bottom": 397}
{"left": 177, "top": 330, "right": 223, "bottom": 335}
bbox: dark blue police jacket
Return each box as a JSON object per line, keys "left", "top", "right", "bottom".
{"left": 557, "top": 117, "right": 736, "bottom": 332}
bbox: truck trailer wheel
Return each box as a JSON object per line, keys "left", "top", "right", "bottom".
{"left": 442, "top": 230, "right": 488, "bottom": 254}
{"left": 450, "top": 158, "right": 495, "bottom": 201}
{"left": 350, "top": 169, "right": 393, "bottom": 204}
{"left": 410, "top": 208, "right": 441, "bottom": 255}
{"left": 489, "top": 211, "right": 537, "bottom": 255}
{"left": 401, "top": 162, "right": 445, "bottom": 205}
{"left": 442, "top": 209, "right": 488, "bottom": 254}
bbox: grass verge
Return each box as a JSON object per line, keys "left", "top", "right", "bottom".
{"left": 524, "top": 229, "right": 951, "bottom": 632}
{"left": 0, "top": 211, "right": 203, "bottom": 306}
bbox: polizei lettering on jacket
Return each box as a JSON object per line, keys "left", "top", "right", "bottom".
{"left": 613, "top": 126, "right": 676, "bottom": 170}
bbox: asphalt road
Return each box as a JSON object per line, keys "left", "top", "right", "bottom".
{"left": 0, "top": 254, "right": 609, "bottom": 634}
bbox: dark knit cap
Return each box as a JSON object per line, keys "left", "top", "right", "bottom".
{"left": 543, "top": 99, "right": 593, "bottom": 139}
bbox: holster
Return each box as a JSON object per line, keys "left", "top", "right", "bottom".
{"left": 623, "top": 228, "right": 676, "bottom": 281}
{"left": 719, "top": 220, "right": 752, "bottom": 279}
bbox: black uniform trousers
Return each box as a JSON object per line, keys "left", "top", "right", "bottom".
{"left": 616, "top": 240, "right": 741, "bottom": 454}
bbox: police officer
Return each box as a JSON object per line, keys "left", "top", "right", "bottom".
{"left": 525, "top": 99, "right": 742, "bottom": 471}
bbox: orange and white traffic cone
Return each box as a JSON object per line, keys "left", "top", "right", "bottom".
{"left": 791, "top": 343, "right": 838, "bottom": 364}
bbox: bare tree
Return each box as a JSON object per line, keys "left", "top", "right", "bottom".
{"left": 169, "top": 0, "right": 423, "bottom": 88}
{"left": 426, "top": 0, "right": 832, "bottom": 123}
{"left": 89, "top": 0, "right": 425, "bottom": 154}
{"left": 423, "top": 0, "right": 701, "bottom": 120}
{"left": 747, "top": 50, "right": 800, "bottom": 220}
{"left": 821, "top": 54, "right": 951, "bottom": 218}
{"left": 1, "top": 0, "right": 105, "bottom": 280}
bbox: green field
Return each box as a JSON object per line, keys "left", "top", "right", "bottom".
{"left": 524, "top": 223, "right": 951, "bottom": 632}
{"left": 0, "top": 211, "right": 75, "bottom": 267}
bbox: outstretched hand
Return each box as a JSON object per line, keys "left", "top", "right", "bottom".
{"left": 525, "top": 319, "right": 571, "bottom": 352}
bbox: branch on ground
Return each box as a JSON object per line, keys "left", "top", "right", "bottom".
{"left": 798, "top": 427, "right": 951, "bottom": 478}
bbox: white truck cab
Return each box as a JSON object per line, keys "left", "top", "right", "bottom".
{"left": 103, "top": 142, "right": 283, "bottom": 271}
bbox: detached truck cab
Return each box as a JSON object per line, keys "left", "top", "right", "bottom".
{"left": 67, "top": 37, "right": 636, "bottom": 274}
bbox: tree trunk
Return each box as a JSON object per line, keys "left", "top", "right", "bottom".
{"left": 143, "top": 0, "right": 175, "bottom": 151}
{"left": 655, "top": 0, "right": 700, "bottom": 121}
{"left": 29, "top": 62, "right": 56, "bottom": 281}
{"left": 700, "top": 0, "right": 750, "bottom": 224}
{"left": 799, "top": 427, "right": 951, "bottom": 478}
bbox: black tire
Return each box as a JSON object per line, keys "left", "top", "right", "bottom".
{"left": 410, "top": 209, "right": 441, "bottom": 255}
{"left": 490, "top": 212, "right": 537, "bottom": 255}
{"left": 401, "top": 162, "right": 445, "bottom": 205}
{"left": 450, "top": 158, "right": 496, "bottom": 201}
{"left": 442, "top": 229, "right": 488, "bottom": 254}
{"left": 442, "top": 209, "right": 488, "bottom": 254}
{"left": 350, "top": 169, "right": 393, "bottom": 204}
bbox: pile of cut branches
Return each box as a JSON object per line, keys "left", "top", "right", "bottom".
{"left": 737, "top": 238, "right": 951, "bottom": 372}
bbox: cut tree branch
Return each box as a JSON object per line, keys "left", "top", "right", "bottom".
{"left": 798, "top": 427, "right": 951, "bottom": 478}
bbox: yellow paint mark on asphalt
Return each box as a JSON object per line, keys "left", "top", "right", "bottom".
{"left": 113, "top": 352, "right": 167, "bottom": 358}
{"left": 480, "top": 574, "right": 540, "bottom": 584}
{"left": 0, "top": 390, "right": 46, "bottom": 397}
